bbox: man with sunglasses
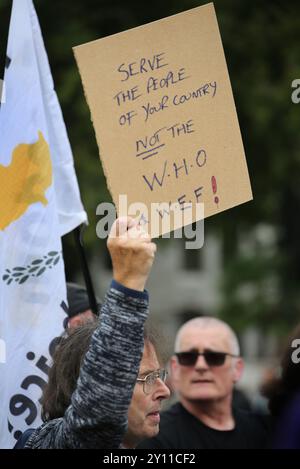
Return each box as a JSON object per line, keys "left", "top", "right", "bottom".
{"left": 139, "top": 317, "right": 269, "bottom": 449}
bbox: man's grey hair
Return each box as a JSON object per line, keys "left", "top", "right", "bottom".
{"left": 174, "top": 316, "right": 240, "bottom": 356}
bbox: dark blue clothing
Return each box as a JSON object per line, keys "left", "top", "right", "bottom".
{"left": 138, "top": 402, "right": 270, "bottom": 449}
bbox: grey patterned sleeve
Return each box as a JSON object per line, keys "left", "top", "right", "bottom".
{"left": 25, "top": 284, "right": 149, "bottom": 449}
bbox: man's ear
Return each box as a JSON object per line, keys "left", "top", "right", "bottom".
{"left": 233, "top": 357, "right": 244, "bottom": 384}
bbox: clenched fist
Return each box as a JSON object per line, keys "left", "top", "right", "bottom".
{"left": 107, "top": 217, "right": 156, "bottom": 292}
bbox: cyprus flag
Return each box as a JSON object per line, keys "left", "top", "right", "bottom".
{"left": 0, "top": 0, "right": 87, "bottom": 448}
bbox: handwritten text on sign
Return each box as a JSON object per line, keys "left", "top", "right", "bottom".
{"left": 74, "top": 3, "right": 252, "bottom": 236}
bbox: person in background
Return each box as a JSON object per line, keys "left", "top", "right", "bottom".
{"left": 65, "top": 282, "right": 102, "bottom": 329}
{"left": 139, "top": 316, "right": 270, "bottom": 449}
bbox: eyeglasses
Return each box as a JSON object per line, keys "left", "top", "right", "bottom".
{"left": 175, "top": 349, "right": 239, "bottom": 367}
{"left": 136, "top": 369, "right": 168, "bottom": 395}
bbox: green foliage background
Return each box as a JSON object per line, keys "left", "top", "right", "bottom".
{"left": 1, "top": 0, "right": 300, "bottom": 334}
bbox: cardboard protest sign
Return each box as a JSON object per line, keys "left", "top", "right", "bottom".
{"left": 74, "top": 3, "right": 252, "bottom": 237}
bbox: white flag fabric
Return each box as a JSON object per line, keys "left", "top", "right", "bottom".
{"left": 0, "top": 0, "right": 87, "bottom": 448}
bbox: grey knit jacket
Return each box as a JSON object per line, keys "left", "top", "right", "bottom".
{"left": 25, "top": 281, "right": 149, "bottom": 449}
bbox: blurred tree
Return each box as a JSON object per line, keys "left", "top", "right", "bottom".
{"left": 1, "top": 0, "right": 300, "bottom": 331}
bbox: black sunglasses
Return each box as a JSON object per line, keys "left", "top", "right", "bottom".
{"left": 175, "top": 349, "right": 239, "bottom": 367}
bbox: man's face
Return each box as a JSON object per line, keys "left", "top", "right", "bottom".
{"left": 125, "top": 341, "right": 170, "bottom": 447}
{"left": 171, "top": 325, "right": 243, "bottom": 404}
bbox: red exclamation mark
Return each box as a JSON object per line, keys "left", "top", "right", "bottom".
{"left": 211, "top": 176, "right": 219, "bottom": 206}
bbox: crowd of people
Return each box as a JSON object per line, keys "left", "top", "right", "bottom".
{"left": 14, "top": 217, "right": 300, "bottom": 449}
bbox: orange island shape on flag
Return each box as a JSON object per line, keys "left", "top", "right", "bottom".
{"left": 0, "top": 131, "right": 52, "bottom": 231}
